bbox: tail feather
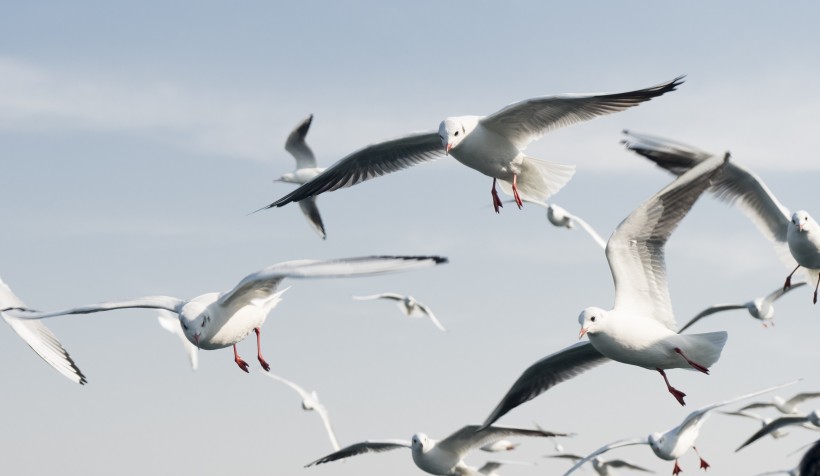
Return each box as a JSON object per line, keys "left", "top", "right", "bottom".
{"left": 681, "top": 331, "right": 728, "bottom": 369}
{"left": 498, "top": 156, "right": 576, "bottom": 202}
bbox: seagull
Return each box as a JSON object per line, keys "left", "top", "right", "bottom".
{"left": 719, "top": 410, "right": 791, "bottom": 439}
{"left": 677, "top": 283, "right": 807, "bottom": 332}
{"left": 305, "top": 424, "right": 567, "bottom": 476}
{"left": 622, "top": 130, "right": 820, "bottom": 303}
{"left": 157, "top": 309, "right": 198, "bottom": 370}
{"left": 261, "top": 371, "right": 340, "bottom": 451}
{"left": 352, "top": 292, "right": 446, "bottom": 331}
{"left": 3, "top": 255, "right": 446, "bottom": 373}
{"left": 736, "top": 410, "right": 820, "bottom": 451}
{"left": 0, "top": 276, "right": 87, "bottom": 385}
{"left": 274, "top": 114, "right": 327, "bottom": 239}
{"left": 737, "top": 392, "right": 820, "bottom": 415}
{"left": 260, "top": 77, "right": 684, "bottom": 214}
{"left": 481, "top": 151, "right": 728, "bottom": 427}
{"left": 546, "top": 453, "right": 654, "bottom": 475}
{"left": 562, "top": 380, "right": 798, "bottom": 476}
{"left": 479, "top": 440, "right": 519, "bottom": 452}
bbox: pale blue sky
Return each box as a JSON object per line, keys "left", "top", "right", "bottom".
{"left": 2, "top": 2, "right": 820, "bottom": 475}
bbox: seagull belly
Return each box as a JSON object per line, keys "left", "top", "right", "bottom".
{"left": 199, "top": 306, "right": 266, "bottom": 349}
{"left": 451, "top": 126, "right": 521, "bottom": 180}
{"left": 293, "top": 167, "right": 325, "bottom": 184}
{"left": 788, "top": 231, "right": 820, "bottom": 268}
{"left": 588, "top": 321, "right": 699, "bottom": 370}
{"left": 412, "top": 448, "right": 459, "bottom": 475}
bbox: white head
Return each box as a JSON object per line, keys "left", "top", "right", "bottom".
{"left": 647, "top": 432, "right": 670, "bottom": 459}
{"left": 791, "top": 210, "right": 814, "bottom": 232}
{"left": 547, "top": 204, "right": 572, "bottom": 228}
{"left": 178, "top": 301, "right": 212, "bottom": 348}
{"left": 578, "top": 307, "right": 607, "bottom": 339}
{"left": 438, "top": 118, "right": 468, "bottom": 155}
{"left": 411, "top": 433, "right": 432, "bottom": 453}
{"left": 275, "top": 172, "right": 297, "bottom": 183}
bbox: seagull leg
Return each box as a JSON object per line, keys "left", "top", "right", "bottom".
{"left": 233, "top": 345, "right": 250, "bottom": 373}
{"left": 512, "top": 174, "right": 523, "bottom": 209}
{"left": 657, "top": 368, "right": 686, "bottom": 406}
{"left": 674, "top": 348, "right": 709, "bottom": 374}
{"left": 254, "top": 327, "right": 271, "bottom": 371}
{"left": 693, "top": 446, "right": 710, "bottom": 470}
{"left": 491, "top": 179, "right": 503, "bottom": 213}
{"left": 672, "top": 459, "right": 683, "bottom": 475}
{"left": 814, "top": 272, "right": 820, "bottom": 304}
{"left": 784, "top": 264, "right": 800, "bottom": 291}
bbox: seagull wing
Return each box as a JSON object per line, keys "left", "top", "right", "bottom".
{"left": 284, "top": 114, "right": 317, "bottom": 169}
{"left": 157, "top": 310, "right": 198, "bottom": 370}
{"left": 5, "top": 296, "right": 187, "bottom": 319}
{"left": 571, "top": 215, "right": 607, "bottom": 249}
{"left": 763, "top": 282, "right": 806, "bottom": 306}
{"left": 217, "top": 256, "right": 446, "bottom": 314}
{"left": 736, "top": 416, "right": 811, "bottom": 451}
{"left": 313, "top": 403, "right": 341, "bottom": 452}
{"left": 607, "top": 152, "right": 727, "bottom": 331}
{"left": 677, "top": 304, "right": 747, "bottom": 333}
{"left": 482, "top": 341, "right": 610, "bottom": 428}
{"left": 437, "top": 425, "right": 567, "bottom": 456}
{"left": 480, "top": 76, "right": 683, "bottom": 150}
{"left": 352, "top": 293, "right": 405, "bottom": 301}
{"left": 298, "top": 197, "right": 327, "bottom": 239}
{"left": 606, "top": 459, "right": 654, "bottom": 472}
{"left": 261, "top": 371, "right": 312, "bottom": 400}
{"left": 416, "top": 301, "right": 447, "bottom": 332}
{"left": 562, "top": 437, "right": 650, "bottom": 476}
{"left": 786, "top": 392, "right": 820, "bottom": 407}
{"left": 261, "top": 132, "right": 443, "bottom": 209}
{"left": 545, "top": 454, "right": 584, "bottom": 462}
{"left": 305, "top": 440, "right": 411, "bottom": 466}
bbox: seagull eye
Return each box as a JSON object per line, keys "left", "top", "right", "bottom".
{"left": 181, "top": 323, "right": 189, "bottom": 331}
{"left": 201, "top": 320, "right": 206, "bottom": 328}
{"left": 454, "top": 131, "right": 459, "bottom": 136}
{"left": 590, "top": 316, "right": 596, "bottom": 322}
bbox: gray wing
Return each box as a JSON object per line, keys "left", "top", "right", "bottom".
{"left": 608, "top": 152, "right": 727, "bottom": 331}
{"left": 786, "top": 392, "right": 820, "bottom": 407}
{"left": 545, "top": 454, "right": 584, "bottom": 462}
{"left": 416, "top": 301, "right": 447, "bottom": 332}
{"left": 482, "top": 342, "right": 610, "bottom": 428}
{"left": 607, "top": 459, "right": 654, "bottom": 472}
{"left": 763, "top": 282, "right": 806, "bottom": 305}
{"left": 572, "top": 215, "right": 607, "bottom": 249}
{"left": 737, "top": 402, "right": 777, "bottom": 412}
{"left": 437, "top": 425, "right": 568, "bottom": 455}
{"left": 562, "top": 438, "right": 650, "bottom": 476}
{"left": 480, "top": 76, "right": 683, "bottom": 150}
{"left": 305, "top": 440, "right": 411, "bottom": 466}
{"left": 677, "top": 304, "right": 747, "bottom": 333}
{"left": 285, "top": 114, "right": 317, "bottom": 169}
{"left": 298, "top": 197, "right": 327, "bottom": 239}
{"left": 352, "top": 293, "right": 405, "bottom": 302}
{"left": 218, "top": 256, "right": 446, "bottom": 313}
{"left": 5, "top": 296, "right": 187, "bottom": 319}
{"left": 260, "top": 132, "right": 443, "bottom": 209}
{"left": 736, "top": 416, "right": 811, "bottom": 451}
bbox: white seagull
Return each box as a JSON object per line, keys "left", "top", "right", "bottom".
{"left": 274, "top": 114, "right": 328, "bottom": 239}
{"left": 736, "top": 410, "right": 820, "bottom": 451}
{"left": 737, "top": 392, "right": 820, "bottom": 415}
{"left": 261, "top": 371, "right": 340, "bottom": 451}
{"left": 562, "top": 381, "right": 798, "bottom": 476}
{"left": 0, "top": 276, "right": 87, "bottom": 384}
{"left": 677, "top": 283, "right": 807, "bottom": 333}
{"left": 546, "top": 453, "right": 654, "bottom": 475}
{"left": 719, "top": 410, "right": 791, "bottom": 439}
{"left": 305, "top": 424, "right": 566, "bottom": 476}
{"left": 481, "top": 151, "right": 728, "bottom": 427}
{"left": 352, "top": 292, "right": 446, "bottom": 331}
{"left": 622, "top": 130, "right": 820, "bottom": 303}
{"left": 260, "top": 77, "right": 684, "bottom": 214}
{"left": 3, "top": 255, "right": 446, "bottom": 373}
{"left": 157, "top": 309, "right": 198, "bottom": 370}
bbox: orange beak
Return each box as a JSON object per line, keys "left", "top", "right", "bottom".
{"left": 445, "top": 143, "right": 452, "bottom": 155}
{"left": 578, "top": 327, "right": 588, "bottom": 340}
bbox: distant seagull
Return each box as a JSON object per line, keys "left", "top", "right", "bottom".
{"left": 547, "top": 453, "right": 654, "bottom": 475}
{"left": 352, "top": 293, "right": 446, "bottom": 331}
{"left": 3, "top": 256, "right": 446, "bottom": 374}
{"left": 622, "top": 130, "right": 820, "bottom": 303}
{"left": 478, "top": 460, "right": 535, "bottom": 476}
{"left": 0, "top": 277, "right": 86, "bottom": 385}
{"left": 305, "top": 425, "right": 566, "bottom": 475}
{"left": 719, "top": 410, "right": 791, "bottom": 439}
{"left": 736, "top": 410, "right": 820, "bottom": 451}
{"left": 737, "top": 392, "right": 820, "bottom": 415}
{"left": 260, "top": 77, "right": 684, "bottom": 214}
{"left": 157, "top": 309, "right": 198, "bottom": 370}
{"left": 274, "top": 114, "right": 327, "bottom": 239}
{"left": 562, "top": 381, "right": 798, "bottom": 476}
{"left": 479, "top": 440, "right": 519, "bottom": 452}
{"left": 677, "top": 283, "right": 807, "bottom": 333}
{"left": 481, "top": 152, "right": 728, "bottom": 428}
{"left": 261, "top": 371, "right": 340, "bottom": 451}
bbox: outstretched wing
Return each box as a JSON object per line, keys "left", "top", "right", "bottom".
{"left": 480, "top": 76, "right": 684, "bottom": 150}
{"left": 437, "top": 425, "right": 567, "bottom": 455}
{"left": 763, "top": 282, "right": 806, "bottom": 306}
{"left": 736, "top": 416, "right": 811, "bottom": 452}
{"left": 305, "top": 440, "right": 411, "bottom": 466}
{"left": 4, "top": 296, "right": 186, "bottom": 319}
{"left": 416, "top": 301, "right": 447, "bottom": 332}
{"left": 677, "top": 304, "right": 746, "bottom": 333}
{"left": 285, "top": 114, "right": 317, "bottom": 169}
{"left": 298, "top": 197, "right": 327, "bottom": 240}
{"left": 562, "top": 437, "right": 650, "bottom": 476}
{"left": 352, "top": 293, "right": 405, "bottom": 302}
{"left": 260, "top": 132, "right": 443, "bottom": 209}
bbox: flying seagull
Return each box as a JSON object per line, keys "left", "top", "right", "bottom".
{"left": 737, "top": 410, "right": 820, "bottom": 451}
{"left": 352, "top": 292, "right": 446, "bottom": 331}
{"left": 547, "top": 453, "right": 654, "bottom": 475}
{"left": 260, "top": 77, "right": 684, "bottom": 214}
{"left": 737, "top": 392, "right": 820, "bottom": 415}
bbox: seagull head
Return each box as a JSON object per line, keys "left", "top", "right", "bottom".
{"left": 792, "top": 210, "right": 813, "bottom": 232}
{"left": 179, "top": 301, "right": 211, "bottom": 349}
{"left": 647, "top": 432, "right": 670, "bottom": 458}
{"left": 411, "top": 433, "right": 433, "bottom": 453}
{"left": 438, "top": 118, "right": 468, "bottom": 155}
{"left": 546, "top": 204, "right": 573, "bottom": 228}
{"left": 274, "top": 172, "right": 297, "bottom": 183}
{"left": 578, "top": 307, "right": 605, "bottom": 339}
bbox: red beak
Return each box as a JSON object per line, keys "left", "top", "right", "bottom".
{"left": 445, "top": 143, "right": 452, "bottom": 155}
{"left": 194, "top": 333, "right": 200, "bottom": 349}
{"left": 578, "top": 327, "right": 588, "bottom": 340}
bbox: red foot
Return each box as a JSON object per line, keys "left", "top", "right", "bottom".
{"left": 491, "top": 179, "right": 503, "bottom": 213}
{"left": 233, "top": 344, "right": 250, "bottom": 373}
{"left": 672, "top": 460, "right": 682, "bottom": 475}
{"left": 674, "top": 348, "right": 709, "bottom": 374}
{"left": 254, "top": 328, "right": 270, "bottom": 372}
{"left": 512, "top": 174, "right": 523, "bottom": 209}
{"left": 658, "top": 368, "right": 687, "bottom": 406}
{"left": 699, "top": 458, "right": 710, "bottom": 470}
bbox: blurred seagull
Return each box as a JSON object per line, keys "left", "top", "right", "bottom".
{"left": 481, "top": 151, "right": 728, "bottom": 428}
{"left": 547, "top": 453, "right": 654, "bottom": 475}
{"left": 261, "top": 371, "right": 340, "bottom": 451}
{"left": 719, "top": 410, "right": 791, "bottom": 439}
{"left": 274, "top": 114, "right": 327, "bottom": 239}
{"left": 352, "top": 292, "right": 446, "bottom": 331}
{"left": 478, "top": 460, "right": 535, "bottom": 476}
{"left": 260, "top": 77, "right": 684, "bottom": 214}
{"left": 737, "top": 392, "right": 820, "bottom": 415}
{"left": 305, "top": 425, "right": 566, "bottom": 475}
{"left": 677, "top": 283, "right": 806, "bottom": 333}
{"left": 0, "top": 277, "right": 87, "bottom": 385}
{"left": 3, "top": 256, "right": 446, "bottom": 374}
{"left": 737, "top": 410, "right": 820, "bottom": 451}
{"left": 479, "top": 440, "right": 519, "bottom": 452}
{"left": 623, "top": 130, "right": 820, "bottom": 303}
{"left": 562, "top": 381, "right": 798, "bottom": 476}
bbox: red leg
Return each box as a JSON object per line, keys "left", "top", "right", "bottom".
{"left": 674, "top": 348, "right": 709, "bottom": 374}
{"left": 511, "top": 174, "right": 523, "bottom": 209}
{"left": 672, "top": 459, "right": 683, "bottom": 475}
{"left": 234, "top": 345, "right": 250, "bottom": 373}
{"left": 693, "top": 446, "right": 710, "bottom": 470}
{"left": 813, "top": 272, "right": 820, "bottom": 304}
{"left": 491, "top": 178, "right": 503, "bottom": 213}
{"left": 657, "top": 368, "right": 686, "bottom": 406}
{"left": 784, "top": 264, "right": 800, "bottom": 291}
{"left": 254, "top": 328, "right": 270, "bottom": 372}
